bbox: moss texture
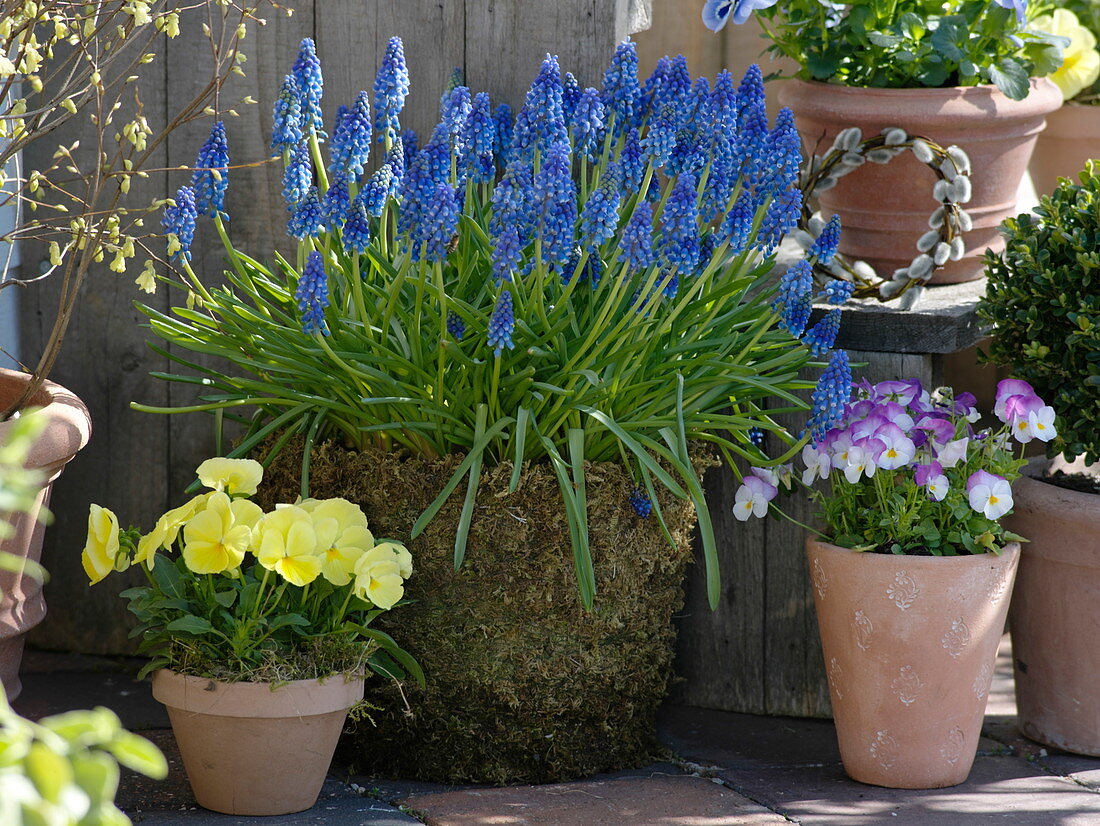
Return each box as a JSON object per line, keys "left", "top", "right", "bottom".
{"left": 258, "top": 438, "right": 710, "bottom": 785}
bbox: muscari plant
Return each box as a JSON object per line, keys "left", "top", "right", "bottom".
{"left": 703, "top": 0, "right": 1066, "bottom": 101}
{"left": 136, "top": 38, "right": 854, "bottom": 610}
{"left": 980, "top": 160, "right": 1100, "bottom": 465}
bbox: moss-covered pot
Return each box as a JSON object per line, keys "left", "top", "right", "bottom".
{"left": 258, "top": 439, "right": 709, "bottom": 785}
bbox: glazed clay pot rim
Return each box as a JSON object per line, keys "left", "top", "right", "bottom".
{"left": 152, "top": 668, "right": 365, "bottom": 718}
{"left": 811, "top": 538, "right": 1020, "bottom": 567}
{"left": 0, "top": 367, "right": 91, "bottom": 469}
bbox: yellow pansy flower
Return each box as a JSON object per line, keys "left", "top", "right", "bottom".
{"left": 134, "top": 518, "right": 169, "bottom": 567}
{"left": 1034, "top": 10, "right": 1100, "bottom": 100}
{"left": 306, "top": 498, "right": 374, "bottom": 586}
{"left": 255, "top": 506, "right": 322, "bottom": 586}
{"left": 136, "top": 492, "right": 216, "bottom": 567}
{"left": 352, "top": 546, "right": 405, "bottom": 610}
{"left": 82, "top": 504, "right": 122, "bottom": 584}
{"left": 195, "top": 457, "right": 264, "bottom": 496}
{"left": 182, "top": 492, "right": 253, "bottom": 574}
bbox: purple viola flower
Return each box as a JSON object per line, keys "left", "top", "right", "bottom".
{"left": 915, "top": 413, "right": 955, "bottom": 445}
{"left": 872, "top": 422, "right": 916, "bottom": 470}
{"left": 993, "top": 378, "right": 1038, "bottom": 422}
{"left": 967, "top": 470, "right": 1013, "bottom": 520}
{"left": 873, "top": 379, "right": 923, "bottom": 407}
{"left": 993, "top": 0, "right": 1028, "bottom": 25}
{"left": 703, "top": 0, "right": 781, "bottom": 30}
{"left": 879, "top": 401, "right": 915, "bottom": 431}
{"left": 915, "top": 461, "right": 949, "bottom": 501}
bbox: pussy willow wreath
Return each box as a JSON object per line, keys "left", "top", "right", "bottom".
{"left": 795, "top": 127, "right": 974, "bottom": 310}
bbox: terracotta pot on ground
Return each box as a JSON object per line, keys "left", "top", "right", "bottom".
{"left": 1006, "top": 457, "right": 1100, "bottom": 755}
{"left": 779, "top": 79, "right": 1062, "bottom": 285}
{"left": 1029, "top": 104, "right": 1100, "bottom": 196}
{"left": 0, "top": 367, "right": 91, "bottom": 701}
{"left": 807, "top": 538, "right": 1020, "bottom": 788}
{"left": 152, "top": 669, "right": 364, "bottom": 816}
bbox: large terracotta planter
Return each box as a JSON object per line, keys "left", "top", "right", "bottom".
{"left": 1029, "top": 104, "right": 1100, "bottom": 196}
{"left": 807, "top": 538, "right": 1019, "bottom": 788}
{"left": 151, "top": 669, "right": 364, "bottom": 815}
{"left": 1006, "top": 457, "right": 1100, "bottom": 755}
{"left": 0, "top": 368, "right": 91, "bottom": 701}
{"left": 780, "top": 79, "right": 1061, "bottom": 285}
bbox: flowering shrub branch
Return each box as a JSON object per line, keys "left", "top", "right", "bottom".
{"left": 0, "top": 0, "right": 283, "bottom": 419}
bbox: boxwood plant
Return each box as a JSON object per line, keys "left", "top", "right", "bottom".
{"left": 980, "top": 160, "right": 1100, "bottom": 464}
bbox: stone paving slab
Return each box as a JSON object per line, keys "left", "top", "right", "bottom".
{"left": 13, "top": 666, "right": 168, "bottom": 729}
{"left": 128, "top": 779, "right": 419, "bottom": 825}
{"left": 717, "top": 756, "right": 1100, "bottom": 825}
{"left": 403, "top": 774, "right": 790, "bottom": 826}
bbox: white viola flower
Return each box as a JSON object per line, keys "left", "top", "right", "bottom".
{"left": 733, "top": 475, "right": 778, "bottom": 521}
{"left": 936, "top": 437, "right": 969, "bottom": 469}
{"left": 1028, "top": 406, "right": 1057, "bottom": 442}
{"left": 843, "top": 441, "right": 882, "bottom": 484}
{"left": 829, "top": 431, "right": 853, "bottom": 468}
{"left": 993, "top": 378, "right": 1037, "bottom": 423}
{"left": 874, "top": 423, "right": 916, "bottom": 470}
{"left": 802, "top": 444, "right": 832, "bottom": 486}
{"left": 927, "top": 474, "right": 949, "bottom": 501}
{"left": 967, "top": 470, "right": 1013, "bottom": 520}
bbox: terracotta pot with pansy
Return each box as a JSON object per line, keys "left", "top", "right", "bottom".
{"left": 81, "top": 457, "right": 420, "bottom": 816}
{"left": 736, "top": 378, "right": 1049, "bottom": 788}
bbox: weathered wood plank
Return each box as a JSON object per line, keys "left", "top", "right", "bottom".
{"left": 23, "top": 32, "right": 171, "bottom": 654}
{"left": 672, "top": 459, "right": 767, "bottom": 713}
{"left": 465, "top": 0, "right": 639, "bottom": 108}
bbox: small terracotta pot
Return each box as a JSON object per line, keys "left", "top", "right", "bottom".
{"left": 1029, "top": 104, "right": 1100, "bottom": 196}
{"left": 807, "top": 538, "right": 1019, "bottom": 788}
{"left": 0, "top": 368, "right": 91, "bottom": 701}
{"left": 1007, "top": 457, "right": 1100, "bottom": 755}
{"left": 152, "top": 669, "right": 365, "bottom": 815}
{"left": 779, "top": 79, "right": 1062, "bottom": 285}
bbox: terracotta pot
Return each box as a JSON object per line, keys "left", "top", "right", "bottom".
{"left": 0, "top": 368, "right": 91, "bottom": 701}
{"left": 1006, "top": 457, "right": 1100, "bottom": 755}
{"left": 152, "top": 669, "right": 364, "bottom": 815}
{"left": 807, "top": 537, "right": 1019, "bottom": 788}
{"left": 779, "top": 79, "right": 1062, "bottom": 285}
{"left": 1029, "top": 104, "right": 1100, "bottom": 196}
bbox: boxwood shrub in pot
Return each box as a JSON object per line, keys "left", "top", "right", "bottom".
{"left": 980, "top": 162, "right": 1100, "bottom": 755}
{"left": 131, "top": 36, "right": 856, "bottom": 782}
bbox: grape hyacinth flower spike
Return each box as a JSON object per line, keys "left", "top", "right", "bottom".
{"left": 191, "top": 121, "right": 229, "bottom": 218}
{"left": 374, "top": 37, "right": 410, "bottom": 144}
{"left": 271, "top": 74, "right": 303, "bottom": 153}
{"left": 162, "top": 185, "right": 198, "bottom": 262}
{"left": 295, "top": 251, "right": 330, "bottom": 335}
{"left": 292, "top": 37, "right": 325, "bottom": 136}
{"left": 487, "top": 290, "right": 516, "bottom": 356}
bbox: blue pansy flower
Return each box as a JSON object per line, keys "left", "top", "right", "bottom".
{"left": 993, "top": 0, "right": 1027, "bottom": 25}
{"left": 702, "top": 0, "right": 780, "bottom": 31}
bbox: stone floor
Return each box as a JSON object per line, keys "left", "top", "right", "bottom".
{"left": 13, "top": 636, "right": 1100, "bottom": 825}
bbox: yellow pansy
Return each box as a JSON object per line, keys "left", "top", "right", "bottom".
{"left": 134, "top": 518, "right": 169, "bottom": 567}
{"left": 135, "top": 492, "right": 215, "bottom": 567}
{"left": 195, "top": 457, "right": 264, "bottom": 496}
{"left": 255, "top": 506, "right": 322, "bottom": 586}
{"left": 352, "top": 546, "right": 405, "bottom": 610}
{"left": 182, "top": 492, "right": 253, "bottom": 574}
{"left": 82, "top": 504, "right": 122, "bottom": 584}
{"left": 307, "top": 498, "right": 374, "bottom": 586}
{"left": 371, "top": 540, "right": 413, "bottom": 579}
{"left": 1034, "top": 10, "right": 1100, "bottom": 100}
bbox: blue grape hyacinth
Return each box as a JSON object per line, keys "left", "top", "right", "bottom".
{"left": 806, "top": 349, "right": 852, "bottom": 442}
{"left": 620, "top": 202, "right": 654, "bottom": 272}
{"left": 661, "top": 173, "right": 701, "bottom": 275}
{"left": 487, "top": 290, "right": 516, "bottom": 355}
{"left": 628, "top": 488, "right": 653, "bottom": 518}
{"left": 282, "top": 141, "right": 312, "bottom": 208}
{"left": 446, "top": 310, "right": 465, "bottom": 340}
{"left": 296, "top": 251, "right": 330, "bottom": 335}
{"left": 293, "top": 38, "right": 325, "bottom": 136}
{"left": 821, "top": 279, "right": 854, "bottom": 305}
{"left": 288, "top": 186, "right": 324, "bottom": 239}
{"left": 534, "top": 141, "right": 576, "bottom": 271}
{"left": 803, "top": 308, "right": 841, "bottom": 356}
{"left": 191, "top": 121, "right": 229, "bottom": 217}
{"left": 809, "top": 215, "right": 842, "bottom": 264}
{"left": 580, "top": 168, "right": 621, "bottom": 250}
{"left": 774, "top": 259, "right": 814, "bottom": 336}
{"left": 373, "top": 37, "right": 409, "bottom": 144}
{"left": 342, "top": 196, "right": 371, "bottom": 253}
{"left": 329, "top": 92, "right": 372, "bottom": 178}
{"left": 162, "top": 185, "right": 198, "bottom": 262}
{"left": 602, "top": 40, "right": 639, "bottom": 133}
{"left": 271, "top": 74, "right": 303, "bottom": 153}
